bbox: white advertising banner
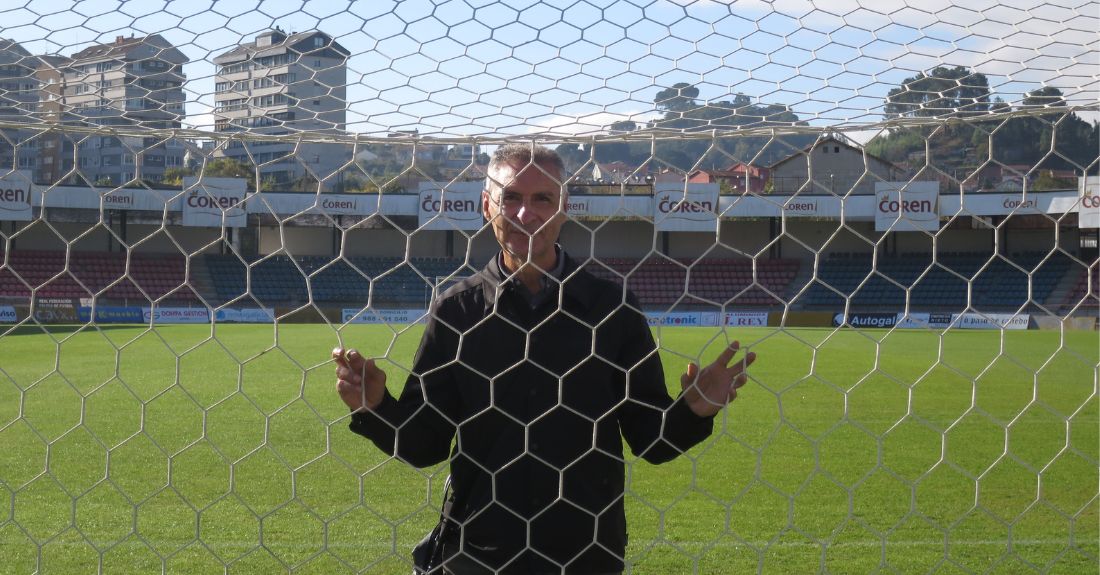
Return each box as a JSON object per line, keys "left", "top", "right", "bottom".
{"left": 244, "top": 192, "right": 411, "bottom": 218}
{"left": 342, "top": 308, "right": 427, "bottom": 324}
{"left": 1079, "top": 176, "right": 1099, "bottom": 229}
{"left": 718, "top": 194, "right": 875, "bottom": 220}
{"left": 894, "top": 312, "right": 955, "bottom": 329}
{"left": 214, "top": 307, "right": 276, "bottom": 323}
{"left": 101, "top": 188, "right": 174, "bottom": 211}
{"left": 723, "top": 311, "right": 769, "bottom": 327}
{"left": 143, "top": 307, "right": 211, "bottom": 324}
{"left": 950, "top": 192, "right": 1060, "bottom": 217}
{"left": 307, "top": 194, "right": 377, "bottom": 217}
{"left": 36, "top": 186, "right": 174, "bottom": 211}
{"left": 562, "top": 195, "right": 643, "bottom": 219}
{"left": 653, "top": 183, "right": 719, "bottom": 231}
{"left": 644, "top": 311, "right": 720, "bottom": 327}
{"left": 0, "top": 171, "right": 33, "bottom": 221}
{"left": 0, "top": 305, "right": 16, "bottom": 322}
{"left": 875, "top": 181, "right": 940, "bottom": 231}
{"left": 418, "top": 182, "right": 484, "bottom": 230}
{"left": 953, "top": 313, "right": 1030, "bottom": 330}
{"left": 182, "top": 177, "right": 248, "bottom": 227}
{"left": 780, "top": 196, "right": 833, "bottom": 218}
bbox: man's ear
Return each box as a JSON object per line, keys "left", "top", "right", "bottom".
{"left": 482, "top": 189, "right": 493, "bottom": 219}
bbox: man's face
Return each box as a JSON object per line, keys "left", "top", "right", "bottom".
{"left": 482, "top": 159, "right": 567, "bottom": 268}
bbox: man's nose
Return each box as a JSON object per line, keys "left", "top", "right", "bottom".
{"left": 514, "top": 203, "right": 538, "bottom": 225}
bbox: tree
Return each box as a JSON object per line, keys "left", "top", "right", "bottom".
{"left": 593, "top": 141, "right": 632, "bottom": 164}
{"left": 884, "top": 66, "right": 991, "bottom": 119}
{"left": 609, "top": 120, "right": 637, "bottom": 133}
{"left": 1032, "top": 171, "right": 1075, "bottom": 190}
{"left": 197, "top": 158, "right": 257, "bottom": 189}
{"left": 646, "top": 84, "right": 810, "bottom": 168}
{"left": 654, "top": 82, "right": 699, "bottom": 112}
{"left": 1022, "top": 86, "right": 1066, "bottom": 108}
{"left": 994, "top": 87, "right": 1097, "bottom": 170}
{"left": 555, "top": 143, "right": 588, "bottom": 174}
{"left": 161, "top": 166, "right": 192, "bottom": 187}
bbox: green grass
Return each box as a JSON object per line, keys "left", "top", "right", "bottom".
{"left": 0, "top": 323, "right": 1096, "bottom": 574}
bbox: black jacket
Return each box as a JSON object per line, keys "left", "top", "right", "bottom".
{"left": 350, "top": 254, "right": 714, "bottom": 573}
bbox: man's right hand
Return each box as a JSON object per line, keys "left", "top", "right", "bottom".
{"left": 333, "top": 347, "right": 387, "bottom": 411}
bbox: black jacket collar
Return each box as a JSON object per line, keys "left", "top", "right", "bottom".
{"left": 478, "top": 251, "right": 600, "bottom": 313}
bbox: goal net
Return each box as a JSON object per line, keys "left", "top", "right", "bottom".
{"left": 0, "top": 1, "right": 1097, "bottom": 573}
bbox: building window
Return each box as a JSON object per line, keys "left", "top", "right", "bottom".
{"left": 834, "top": 146, "right": 840, "bottom": 153}
{"left": 313, "top": 36, "right": 324, "bottom": 47}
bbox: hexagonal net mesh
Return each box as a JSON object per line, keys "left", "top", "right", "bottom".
{"left": 0, "top": 1, "right": 1098, "bottom": 573}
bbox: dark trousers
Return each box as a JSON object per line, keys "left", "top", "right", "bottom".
{"left": 435, "top": 544, "right": 621, "bottom": 575}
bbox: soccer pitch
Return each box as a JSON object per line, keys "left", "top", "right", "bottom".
{"left": 0, "top": 324, "right": 1096, "bottom": 574}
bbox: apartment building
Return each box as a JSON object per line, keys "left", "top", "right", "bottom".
{"left": 34, "top": 54, "right": 71, "bottom": 185}
{"left": 212, "top": 28, "right": 350, "bottom": 188}
{"left": 0, "top": 39, "right": 45, "bottom": 179}
{"left": 61, "top": 34, "right": 188, "bottom": 186}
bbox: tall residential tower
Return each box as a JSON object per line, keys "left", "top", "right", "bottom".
{"left": 212, "top": 29, "right": 350, "bottom": 188}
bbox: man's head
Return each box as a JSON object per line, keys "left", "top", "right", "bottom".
{"left": 483, "top": 143, "right": 567, "bottom": 271}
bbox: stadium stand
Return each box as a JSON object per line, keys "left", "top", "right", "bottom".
{"left": 0, "top": 249, "right": 198, "bottom": 304}
{"left": 802, "top": 251, "right": 1072, "bottom": 310}
{"left": 1062, "top": 264, "right": 1099, "bottom": 312}
{"left": 0, "top": 249, "right": 1086, "bottom": 313}
{"left": 203, "top": 254, "right": 477, "bottom": 307}
{"left": 584, "top": 257, "right": 801, "bottom": 309}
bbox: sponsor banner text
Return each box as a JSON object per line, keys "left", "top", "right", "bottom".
{"left": 342, "top": 308, "right": 427, "bottom": 324}
{"left": 215, "top": 308, "right": 276, "bottom": 323}
{"left": 144, "top": 307, "right": 211, "bottom": 324}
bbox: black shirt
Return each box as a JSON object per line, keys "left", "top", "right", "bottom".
{"left": 350, "top": 252, "right": 714, "bottom": 573}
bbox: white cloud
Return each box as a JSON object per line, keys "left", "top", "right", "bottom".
{"left": 523, "top": 111, "right": 662, "bottom": 137}
{"left": 183, "top": 101, "right": 217, "bottom": 132}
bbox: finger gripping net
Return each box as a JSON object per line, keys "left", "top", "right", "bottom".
{"left": 0, "top": 1, "right": 1097, "bottom": 574}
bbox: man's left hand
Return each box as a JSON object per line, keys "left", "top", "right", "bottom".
{"left": 680, "top": 341, "right": 756, "bottom": 417}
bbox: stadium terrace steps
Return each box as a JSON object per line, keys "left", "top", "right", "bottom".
{"left": 203, "top": 254, "right": 481, "bottom": 308}
{"left": 0, "top": 250, "right": 1086, "bottom": 314}
{"left": 1060, "top": 265, "right": 1100, "bottom": 312}
{"left": 801, "top": 251, "right": 1072, "bottom": 311}
{"left": 583, "top": 257, "right": 800, "bottom": 309}
{"left": 0, "top": 249, "right": 200, "bottom": 305}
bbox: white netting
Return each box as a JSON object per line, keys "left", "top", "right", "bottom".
{"left": 0, "top": 1, "right": 1098, "bottom": 573}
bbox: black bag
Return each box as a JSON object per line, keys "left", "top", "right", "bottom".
{"left": 412, "top": 476, "right": 454, "bottom": 574}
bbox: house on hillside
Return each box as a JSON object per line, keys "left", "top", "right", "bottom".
{"left": 591, "top": 161, "right": 642, "bottom": 184}
{"left": 769, "top": 136, "right": 900, "bottom": 195}
{"left": 688, "top": 162, "right": 770, "bottom": 194}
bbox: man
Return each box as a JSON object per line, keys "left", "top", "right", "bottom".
{"left": 335, "top": 143, "right": 756, "bottom": 574}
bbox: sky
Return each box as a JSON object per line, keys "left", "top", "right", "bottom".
{"left": 1, "top": 0, "right": 1097, "bottom": 142}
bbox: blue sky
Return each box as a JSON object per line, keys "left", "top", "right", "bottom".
{"left": 2, "top": 0, "right": 1097, "bottom": 140}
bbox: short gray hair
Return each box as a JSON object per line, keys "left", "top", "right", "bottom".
{"left": 487, "top": 143, "right": 564, "bottom": 183}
